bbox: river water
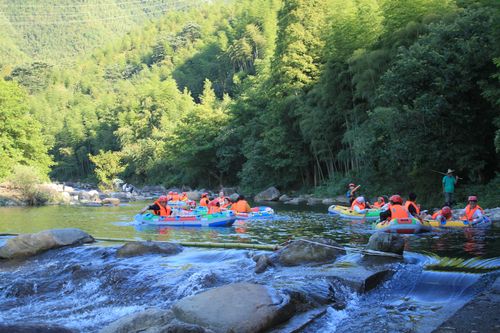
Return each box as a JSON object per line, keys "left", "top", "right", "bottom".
{"left": 0, "top": 202, "right": 499, "bottom": 332}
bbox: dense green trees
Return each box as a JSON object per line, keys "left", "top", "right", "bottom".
{"left": 0, "top": 0, "right": 498, "bottom": 205}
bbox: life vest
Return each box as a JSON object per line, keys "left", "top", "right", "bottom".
{"left": 171, "top": 194, "right": 180, "bottom": 201}
{"left": 373, "top": 201, "right": 384, "bottom": 208}
{"left": 180, "top": 194, "right": 188, "bottom": 202}
{"left": 351, "top": 200, "right": 366, "bottom": 211}
{"left": 199, "top": 198, "right": 209, "bottom": 207}
{"left": 232, "top": 200, "right": 251, "bottom": 213}
{"left": 390, "top": 204, "right": 410, "bottom": 219}
{"left": 462, "top": 204, "right": 484, "bottom": 221}
{"left": 208, "top": 205, "right": 221, "bottom": 214}
{"left": 404, "top": 201, "right": 420, "bottom": 215}
{"left": 153, "top": 200, "right": 171, "bottom": 216}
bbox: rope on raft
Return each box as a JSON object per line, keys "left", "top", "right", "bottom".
{"left": 0, "top": 233, "right": 402, "bottom": 258}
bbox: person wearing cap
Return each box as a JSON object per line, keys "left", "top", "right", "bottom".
{"left": 432, "top": 206, "right": 453, "bottom": 224}
{"left": 346, "top": 183, "right": 360, "bottom": 205}
{"left": 351, "top": 196, "right": 370, "bottom": 214}
{"left": 461, "top": 196, "right": 484, "bottom": 224}
{"left": 139, "top": 195, "right": 172, "bottom": 216}
{"left": 199, "top": 193, "right": 210, "bottom": 207}
{"left": 379, "top": 195, "right": 411, "bottom": 221}
{"left": 442, "top": 169, "right": 458, "bottom": 206}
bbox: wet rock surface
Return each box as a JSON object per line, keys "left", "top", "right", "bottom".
{"left": 275, "top": 238, "right": 346, "bottom": 266}
{"left": 0, "top": 229, "right": 94, "bottom": 259}
{"left": 116, "top": 241, "right": 183, "bottom": 257}
{"left": 99, "top": 308, "right": 175, "bottom": 333}
{"left": 366, "top": 232, "right": 405, "bottom": 255}
{"left": 173, "top": 283, "right": 295, "bottom": 333}
{"left": 0, "top": 324, "right": 76, "bottom": 333}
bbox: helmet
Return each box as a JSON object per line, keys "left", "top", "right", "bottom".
{"left": 159, "top": 195, "right": 168, "bottom": 202}
{"left": 442, "top": 206, "right": 451, "bottom": 217}
{"left": 468, "top": 196, "right": 477, "bottom": 202}
{"left": 389, "top": 195, "right": 402, "bottom": 204}
{"left": 202, "top": 193, "right": 208, "bottom": 197}
{"left": 349, "top": 183, "right": 355, "bottom": 187}
{"left": 168, "top": 191, "right": 173, "bottom": 194}
{"left": 357, "top": 196, "right": 365, "bottom": 203}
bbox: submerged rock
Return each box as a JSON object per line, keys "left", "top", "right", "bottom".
{"left": 0, "top": 229, "right": 94, "bottom": 260}
{"left": 254, "top": 186, "right": 280, "bottom": 202}
{"left": 254, "top": 254, "right": 273, "bottom": 273}
{"left": 172, "top": 283, "right": 295, "bottom": 333}
{"left": 284, "top": 197, "right": 307, "bottom": 205}
{"left": 116, "top": 241, "right": 183, "bottom": 258}
{"left": 99, "top": 308, "right": 175, "bottom": 333}
{"left": 276, "top": 238, "right": 346, "bottom": 266}
{"left": 0, "top": 324, "right": 76, "bottom": 333}
{"left": 279, "top": 194, "right": 291, "bottom": 202}
{"left": 366, "top": 233, "right": 405, "bottom": 255}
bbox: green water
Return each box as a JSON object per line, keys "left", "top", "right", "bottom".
{"left": 0, "top": 201, "right": 499, "bottom": 260}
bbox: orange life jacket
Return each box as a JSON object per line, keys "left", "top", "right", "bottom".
{"left": 153, "top": 200, "right": 171, "bottom": 216}
{"left": 404, "top": 201, "right": 420, "bottom": 215}
{"left": 351, "top": 200, "right": 366, "bottom": 211}
{"left": 373, "top": 202, "right": 383, "bottom": 208}
{"left": 171, "top": 194, "right": 180, "bottom": 201}
{"left": 390, "top": 204, "right": 410, "bottom": 219}
{"left": 208, "top": 205, "right": 221, "bottom": 214}
{"left": 462, "top": 204, "right": 484, "bottom": 221}
{"left": 199, "top": 198, "right": 209, "bottom": 207}
{"left": 180, "top": 194, "right": 188, "bottom": 202}
{"left": 232, "top": 200, "right": 252, "bottom": 213}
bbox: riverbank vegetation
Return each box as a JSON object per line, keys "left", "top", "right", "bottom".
{"left": 0, "top": 0, "right": 499, "bottom": 206}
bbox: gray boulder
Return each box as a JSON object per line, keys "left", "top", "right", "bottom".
{"left": 254, "top": 186, "right": 280, "bottom": 202}
{"left": 284, "top": 197, "right": 307, "bottom": 205}
{"left": 276, "top": 238, "right": 346, "bottom": 266}
{"left": 186, "top": 191, "right": 201, "bottom": 201}
{"left": 172, "top": 283, "right": 294, "bottom": 333}
{"left": 0, "top": 324, "right": 76, "bottom": 333}
{"left": 102, "top": 198, "right": 120, "bottom": 206}
{"left": 279, "top": 194, "right": 291, "bottom": 202}
{"left": 0, "top": 229, "right": 94, "bottom": 260}
{"left": 254, "top": 254, "right": 273, "bottom": 274}
{"left": 322, "top": 198, "right": 335, "bottom": 205}
{"left": 333, "top": 195, "right": 349, "bottom": 204}
{"left": 307, "top": 198, "right": 323, "bottom": 205}
{"left": 142, "top": 185, "right": 166, "bottom": 193}
{"left": 366, "top": 233, "right": 405, "bottom": 255}
{"left": 99, "top": 308, "right": 175, "bottom": 333}
{"left": 116, "top": 241, "right": 183, "bottom": 258}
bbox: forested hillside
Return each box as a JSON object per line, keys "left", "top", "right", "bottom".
{"left": 1, "top": 0, "right": 499, "bottom": 206}
{"left": 0, "top": 0, "right": 193, "bottom": 66}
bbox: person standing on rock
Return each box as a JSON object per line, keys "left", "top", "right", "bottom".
{"left": 442, "top": 169, "right": 458, "bottom": 206}
{"left": 139, "top": 195, "right": 172, "bottom": 216}
{"left": 346, "top": 183, "right": 360, "bottom": 205}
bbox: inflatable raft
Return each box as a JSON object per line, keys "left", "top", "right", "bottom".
{"left": 134, "top": 211, "right": 236, "bottom": 227}
{"left": 167, "top": 200, "right": 195, "bottom": 207}
{"left": 235, "top": 206, "right": 275, "bottom": 220}
{"left": 328, "top": 205, "right": 380, "bottom": 221}
{"left": 426, "top": 216, "right": 492, "bottom": 228}
{"left": 374, "top": 217, "right": 432, "bottom": 234}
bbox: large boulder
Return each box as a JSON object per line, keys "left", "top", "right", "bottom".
{"left": 99, "top": 308, "right": 175, "bottom": 333}
{"left": 307, "top": 198, "right": 323, "bottom": 205}
{"left": 186, "top": 191, "right": 202, "bottom": 201}
{"left": 279, "top": 194, "right": 291, "bottom": 202}
{"left": 0, "top": 324, "right": 76, "bottom": 333}
{"left": 254, "top": 187, "right": 280, "bottom": 202}
{"left": 0, "top": 229, "right": 94, "bottom": 260}
{"left": 366, "top": 233, "right": 405, "bottom": 255}
{"left": 333, "top": 195, "right": 349, "bottom": 205}
{"left": 172, "top": 283, "right": 295, "bottom": 333}
{"left": 116, "top": 241, "right": 183, "bottom": 258}
{"left": 322, "top": 198, "right": 335, "bottom": 205}
{"left": 276, "top": 238, "right": 346, "bottom": 266}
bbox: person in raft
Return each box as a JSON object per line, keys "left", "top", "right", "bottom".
{"left": 379, "top": 195, "right": 411, "bottom": 221}
{"left": 232, "top": 195, "right": 252, "bottom": 213}
{"left": 208, "top": 200, "right": 221, "bottom": 214}
{"left": 431, "top": 206, "right": 453, "bottom": 224}
{"left": 404, "top": 192, "right": 421, "bottom": 218}
{"left": 372, "top": 196, "right": 386, "bottom": 208}
{"left": 461, "top": 196, "right": 484, "bottom": 224}
{"left": 139, "top": 195, "right": 172, "bottom": 216}
{"left": 346, "top": 183, "right": 361, "bottom": 205}
{"left": 179, "top": 192, "right": 188, "bottom": 202}
{"left": 350, "top": 196, "right": 371, "bottom": 214}
{"left": 199, "top": 193, "right": 210, "bottom": 207}
{"left": 442, "top": 169, "right": 458, "bottom": 206}
{"left": 221, "top": 197, "right": 233, "bottom": 209}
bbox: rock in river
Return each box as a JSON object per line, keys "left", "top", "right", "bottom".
{"left": 0, "top": 323, "right": 76, "bottom": 333}
{"left": 172, "top": 283, "right": 295, "bottom": 333}
{"left": 254, "top": 186, "right": 280, "bottom": 202}
{"left": 366, "top": 232, "right": 405, "bottom": 255}
{"left": 0, "top": 229, "right": 94, "bottom": 260}
{"left": 276, "top": 238, "right": 346, "bottom": 266}
{"left": 116, "top": 241, "right": 183, "bottom": 257}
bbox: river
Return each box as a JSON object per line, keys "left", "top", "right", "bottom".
{"left": 0, "top": 202, "right": 499, "bottom": 332}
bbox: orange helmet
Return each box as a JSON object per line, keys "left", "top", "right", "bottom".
{"left": 442, "top": 206, "right": 452, "bottom": 217}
